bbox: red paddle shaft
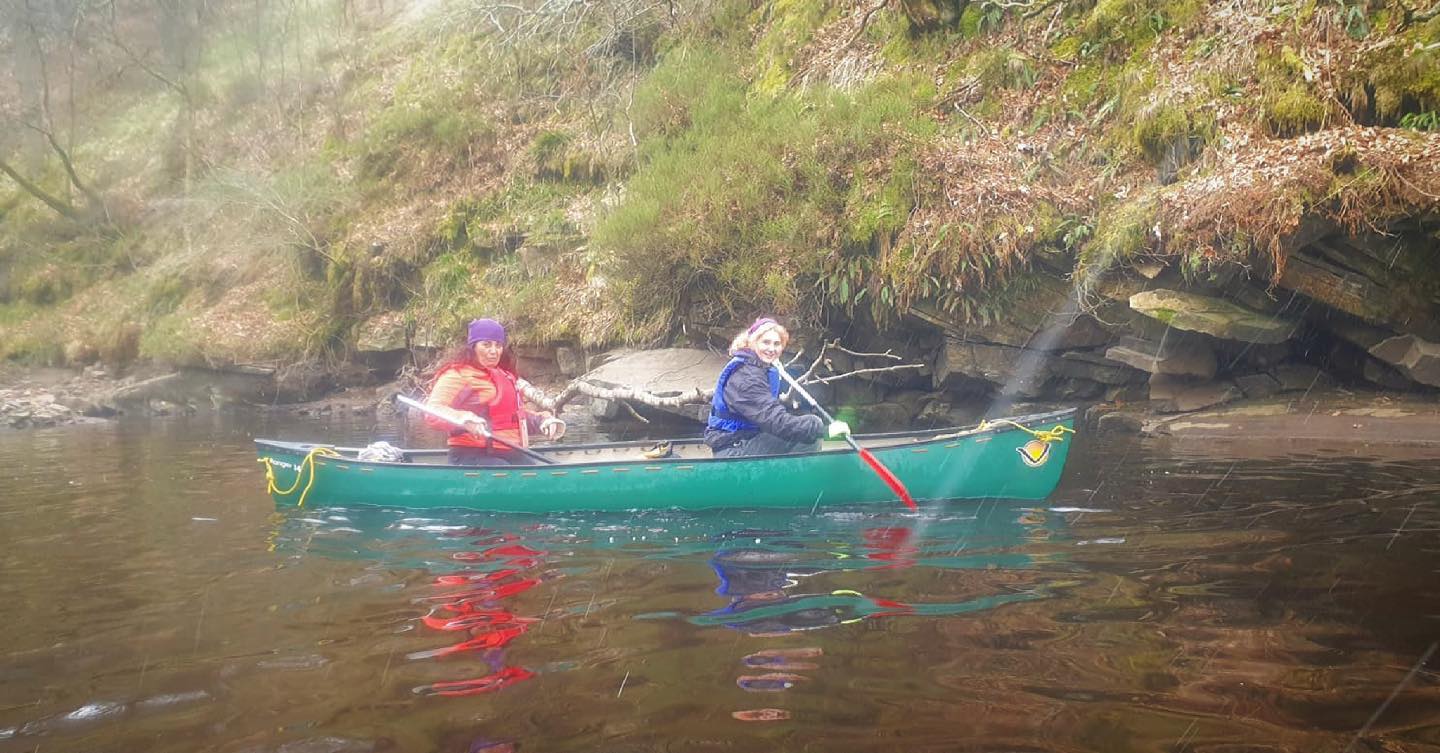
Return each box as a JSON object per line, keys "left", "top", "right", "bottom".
{"left": 776, "top": 367, "right": 918, "bottom": 510}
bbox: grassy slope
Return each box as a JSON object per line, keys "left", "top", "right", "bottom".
{"left": 1, "top": 0, "right": 1438, "bottom": 369}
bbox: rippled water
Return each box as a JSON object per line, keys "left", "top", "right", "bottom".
{"left": 2, "top": 412, "right": 1439, "bottom": 753}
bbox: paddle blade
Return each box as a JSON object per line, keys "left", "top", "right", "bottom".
{"left": 856, "top": 447, "right": 917, "bottom": 510}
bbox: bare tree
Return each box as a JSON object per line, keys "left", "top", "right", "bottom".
{"left": 0, "top": 0, "right": 109, "bottom": 222}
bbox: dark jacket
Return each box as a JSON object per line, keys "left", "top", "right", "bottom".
{"left": 703, "top": 350, "right": 824, "bottom": 450}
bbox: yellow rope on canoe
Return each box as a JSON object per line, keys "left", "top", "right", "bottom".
{"left": 257, "top": 447, "right": 341, "bottom": 508}
{"left": 976, "top": 419, "right": 1075, "bottom": 444}
{"left": 929, "top": 419, "right": 1075, "bottom": 443}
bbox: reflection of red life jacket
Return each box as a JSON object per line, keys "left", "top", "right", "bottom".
{"left": 426, "top": 362, "right": 525, "bottom": 450}
{"left": 416, "top": 666, "right": 536, "bottom": 697}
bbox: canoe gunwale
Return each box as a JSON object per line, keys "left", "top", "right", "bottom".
{"left": 255, "top": 407, "right": 1077, "bottom": 471}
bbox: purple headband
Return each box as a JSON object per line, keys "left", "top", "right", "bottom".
{"left": 467, "top": 318, "right": 507, "bottom": 346}
{"left": 747, "top": 317, "right": 779, "bottom": 336}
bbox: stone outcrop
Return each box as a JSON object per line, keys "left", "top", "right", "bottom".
{"left": 1051, "top": 350, "right": 1145, "bottom": 385}
{"left": 933, "top": 338, "right": 1058, "bottom": 397}
{"left": 1270, "top": 363, "right": 1335, "bottom": 393}
{"left": 907, "top": 273, "right": 1127, "bottom": 402}
{"left": 1105, "top": 335, "right": 1217, "bottom": 379}
{"left": 1, "top": 390, "right": 79, "bottom": 428}
{"left": 1234, "top": 373, "right": 1282, "bottom": 399}
{"left": 908, "top": 302, "right": 1111, "bottom": 351}
{"left": 1368, "top": 334, "right": 1440, "bottom": 388}
{"left": 573, "top": 348, "right": 729, "bottom": 422}
{"left": 355, "top": 312, "right": 439, "bottom": 378}
{"left": 1278, "top": 234, "right": 1440, "bottom": 342}
{"left": 1129, "top": 289, "right": 1298, "bottom": 344}
{"left": 1148, "top": 375, "right": 1242, "bottom": 413}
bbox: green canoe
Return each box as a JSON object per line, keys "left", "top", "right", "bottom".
{"left": 255, "top": 408, "right": 1076, "bottom": 512}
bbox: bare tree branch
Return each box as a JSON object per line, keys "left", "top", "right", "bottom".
{"left": 29, "top": 123, "right": 106, "bottom": 212}
{"left": 549, "top": 339, "right": 926, "bottom": 416}
{"left": 844, "top": 0, "right": 890, "bottom": 49}
{"left": 807, "top": 363, "right": 925, "bottom": 384}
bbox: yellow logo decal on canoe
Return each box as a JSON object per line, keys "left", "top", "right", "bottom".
{"left": 1018, "top": 439, "right": 1051, "bottom": 468}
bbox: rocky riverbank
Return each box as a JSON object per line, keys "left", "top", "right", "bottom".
{"left": 6, "top": 346, "right": 1438, "bottom": 454}
{"left": 8, "top": 217, "right": 1440, "bottom": 445}
{"left": 0, "top": 365, "right": 119, "bottom": 429}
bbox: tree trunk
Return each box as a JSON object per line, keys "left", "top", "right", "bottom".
{"left": 0, "top": 158, "right": 81, "bottom": 220}
{"left": 40, "top": 128, "right": 106, "bottom": 214}
{"left": 897, "top": 0, "right": 968, "bottom": 31}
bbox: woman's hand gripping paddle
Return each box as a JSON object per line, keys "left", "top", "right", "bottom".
{"left": 397, "top": 395, "right": 557, "bottom": 465}
{"left": 774, "top": 368, "right": 917, "bottom": 510}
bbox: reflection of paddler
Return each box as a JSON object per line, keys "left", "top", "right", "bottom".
{"left": 732, "top": 708, "right": 791, "bottom": 722}
{"left": 862, "top": 526, "right": 916, "bottom": 569}
{"left": 736, "top": 673, "right": 809, "bottom": 692}
{"left": 711, "top": 549, "right": 812, "bottom": 598}
{"left": 707, "top": 549, "right": 916, "bottom": 634}
{"left": 708, "top": 548, "right": 834, "bottom": 633}
{"left": 413, "top": 667, "right": 535, "bottom": 697}
{"left": 743, "top": 647, "right": 821, "bottom": 671}
{"left": 412, "top": 537, "right": 543, "bottom": 696}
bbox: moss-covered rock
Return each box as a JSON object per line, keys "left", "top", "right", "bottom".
{"left": 1263, "top": 83, "right": 1328, "bottom": 136}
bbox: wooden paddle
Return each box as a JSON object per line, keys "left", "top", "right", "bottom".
{"left": 774, "top": 367, "right": 918, "bottom": 510}
{"left": 397, "top": 395, "right": 557, "bottom": 466}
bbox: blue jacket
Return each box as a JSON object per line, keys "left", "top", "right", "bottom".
{"left": 703, "top": 350, "right": 824, "bottom": 451}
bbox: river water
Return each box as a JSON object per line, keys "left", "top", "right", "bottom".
{"left": 1, "top": 411, "right": 1438, "bottom": 753}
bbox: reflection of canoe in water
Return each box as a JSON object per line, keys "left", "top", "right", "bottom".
{"left": 255, "top": 409, "right": 1076, "bottom": 512}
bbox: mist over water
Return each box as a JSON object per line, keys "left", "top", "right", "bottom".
{"left": 2, "top": 411, "right": 1439, "bottom": 752}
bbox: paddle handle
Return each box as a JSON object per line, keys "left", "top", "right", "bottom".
{"left": 777, "top": 368, "right": 862, "bottom": 452}
{"left": 778, "top": 370, "right": 834, "bottom": 422}
{"left": 396, "top": 395, "right": 557, "bottom": 466}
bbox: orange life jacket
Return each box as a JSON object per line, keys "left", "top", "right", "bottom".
{"left": 427, "top": 362, "right": 526, "bottom": 451}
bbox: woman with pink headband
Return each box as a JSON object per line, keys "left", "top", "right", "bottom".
{"left": 703, "top": 318, "right": 849, "bottom": 457}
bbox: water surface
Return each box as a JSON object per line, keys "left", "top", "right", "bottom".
{"left": 2, "top": 412, "right": 1438, "bottom": 752}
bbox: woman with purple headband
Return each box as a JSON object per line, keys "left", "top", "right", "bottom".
{"left": 424, "top": 318, "right": 566, "bottom": 466}
{"left": 704, "top": 318, "right": 850, "bottom": 458}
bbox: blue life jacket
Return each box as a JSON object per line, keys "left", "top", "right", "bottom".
{"left": 706, "top": 356, "right": 780, "bottom": 434}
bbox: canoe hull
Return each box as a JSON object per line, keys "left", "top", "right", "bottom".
{"left": 256, "top": 410, "right": 1076, "bottom": 512}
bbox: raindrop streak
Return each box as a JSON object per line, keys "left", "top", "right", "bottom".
{"left": 1387, "top": 503, "right": 1419, "bottom": 551}
{"left": 990, "top": 292, "right": 1083, "bottom": 412}
{"left": 1343, "top": 642, "right": 1438, "bottom": 753}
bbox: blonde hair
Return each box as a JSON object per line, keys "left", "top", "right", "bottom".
{"left": 730, "top": 317, "right": 790, "bottom": 355}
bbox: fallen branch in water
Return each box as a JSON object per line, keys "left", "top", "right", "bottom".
{"left": 548, "top": 339, "right": 925, "bottom": 416}
{"left": 550, "top": 382, "right": 709, "bottom": 412}
{"left": 806, "top": 363, "right": 926, "bottom": 385}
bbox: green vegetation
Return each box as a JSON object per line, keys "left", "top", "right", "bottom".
{"left": 1077, "top": 0, "right": 1204, "bottom": 57}
{"left": 1131, "top": 99, "right": 1215, "bottom": 165}
{"left": 752, "top": 0, "right": 837, "bottom": 94}
{"left": 1080, "top": 194, "right": 1160, "bottom": 287}
{"left": 2, "top": 0, "right": 1437, "bottom": 371}
{"left": 1257, "top": 47, "right": 1329, "bottom": 136}
{"left": 1264, "top": 83, "right": 1328, "bottom": 136}
{"left": 595, "top": 44, "right": 939, "bottom": 327}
